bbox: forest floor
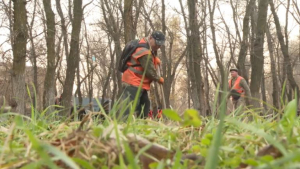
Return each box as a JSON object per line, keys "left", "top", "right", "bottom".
{"left": 0, "top": 98, "right": 299, "bottom": 169}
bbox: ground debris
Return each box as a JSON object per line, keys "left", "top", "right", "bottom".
{"left": 256, "top": 144, "right": 283, "bottom": 158}
{"left": 0, "top": 114, "right": 203, "bottom": 169}
{"left": 237, "top": 139, "right": 286, "bottom": 169}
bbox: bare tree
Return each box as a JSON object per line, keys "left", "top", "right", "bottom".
{"left": 269, "top": 0, "right": 299, "bottom": 99}
{"left": 56, "top": 0, "right": 69, "bottom": 61}
{"left": 12, "top": 0, "right": 28, "bottom": 115}
{"left": 1, "top": 1, "right": 16, "bottom": 107}
{"left": 1, "top": 0, "right": 14, "bottom": 46}
{"left": 101, "top": 36, "right": 114, "bottom": 106}
{"left": 83, "top": 17, "right": 93, "bottom": 108}
{"left": 249, "top": 0, "right": 268, "bottom": 109}
{"left": 236, "top": 0, "right": 255, "bottom": 82}
{"left": 290, "top": 0, "right": 300, "bottom": 62}
{"left": 99, "top": 0, "right": 123, "bottom": 103}
{"left": 218, "top": 5, "right": 238, "bottom": 68}
{"left": 229, "top": 0, "right": 242, "bottom": 43}
{"left": 201, "top": 1, "right": 217, "bottom": 115}
{"left": 261, "top": 69, "right": 267, "bottom": 112}
{"left": 186, "top": 0, "right": 206, "bottom": 115}
{"left": 156, "top": 0, "right": 187, "bottom": 109}
{"left": 76, "top": 40, "right": 84, "bottom": 106}
{"left": 43, "top": 0, "right": 56, "bottom": 111}
{"left": 208, "top": 0, "right": 227, "bottom": 110}
{"left": 61, "top": 0, "right": 83, "bottom": 115}
{"left": 124, "top": 0, "right": 133, "bottom": 43}
{"left": 27, "top": 0, "right": 38, "bottom": 110}
{"left": 266, "top": 25, "right": 280, "bottom": 111}
{"left": 123, "top": 0, "right": 143, "bottom": 43}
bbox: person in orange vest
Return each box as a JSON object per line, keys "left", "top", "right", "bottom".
{"left": 157, "top": 108, "right": 163, "bottom": 118}
{"left": 121, "top": 31, "right": 165, "bottom": 119}
{"left": 228, "top": 68, "right": 251, "bottom": 110}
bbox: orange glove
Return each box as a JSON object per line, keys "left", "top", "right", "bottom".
{"left": 155, "top": 57, "right": 161, "bottom": 65}
{"left": 158, "top": 77, "right": 164, "bottom": 84}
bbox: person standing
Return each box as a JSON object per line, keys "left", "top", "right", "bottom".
{"left": 228, "top": 68, "right": 251, "bottom": 110}
{"left": 120, "top": 31, "right": 165, "bottom": 119}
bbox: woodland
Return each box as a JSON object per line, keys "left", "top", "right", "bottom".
{"left": 0, "top": 0, "right": 300, "bottom": 168}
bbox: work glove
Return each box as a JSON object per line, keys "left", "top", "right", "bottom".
{"left": 155, "top": 57, "right": 161, "bottom": 65}
{"left": 158, "top": 77, "right": 164, "bottom": 84}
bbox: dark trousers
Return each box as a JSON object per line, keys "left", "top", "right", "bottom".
{"left": 120, "top": 85, "right": 150, "bottom": 119}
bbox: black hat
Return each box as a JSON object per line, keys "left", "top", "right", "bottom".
{"left": 230, "top": 68, "right": 238, "bottom": 72}
{"left": 151, "top": 31, "right": 165, "bottom": 46}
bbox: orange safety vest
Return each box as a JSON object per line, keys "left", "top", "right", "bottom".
{"left": 122, "top": 38, "right": 158, "bottom": 90}
{"left": 157, "top": 109, "right": 163, "bottom": 118}
{"left": 228, "top": 76, "right": 244, "bottom": 95}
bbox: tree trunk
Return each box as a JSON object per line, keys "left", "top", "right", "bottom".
{"left": 191, "top": 11, "right": 205, "bottom": 115}
{"left": 236, "top": 0, "right": 255, "bottom": 82}
{"left": 43, "top": 0, "right": 56, "bottom": 112}
{"left": 61, "top": 0, "right": 83, "bottom": 115}
{"left": 30, "top": 46, "right": 38, "bottom": 108}
{"left": 27, "top": 0, "right": 38, "bottom": 110}
{"left": 159, "top": 0, "right": 168, "bottom": 109}
{"left": 204, "top": 64, "right": 211, "bottom": 115}
{"left": 269, "top": 0, "right": 299, "bottom": 99}
{"left": 249, "top": 0, "right": 268, "bottom": 109}
{"left": 76, "top": 61, "right": 83, "bottom": 106}
{"left": 266, "top": 25, "right": 280, "bottom": 111}
{"left": 114, "top": 42, "right": 122, "bottom": 101}
{"left": 12, "top": 0, "right": 28, "bottom": 115}
{"left": 124, "top": 0, "right": 134, "bottom": 43}
{"left": 187, "top": 0, "right": 201, "bottom": 112}
{"left": 261, "top": 70, "right": 267, "bottom": 113}
{"left": 124, "top": 0, "right": 143, "bottom": 42}
{"left": 186, "top": 44, "right": 200, "bottom": 110}
{"left": 102, "top": 37, "right": 114, "bottom": 106}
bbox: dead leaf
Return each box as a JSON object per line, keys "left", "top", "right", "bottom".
{"left": 256, "top": 144, "right": 282, "bottom": 158}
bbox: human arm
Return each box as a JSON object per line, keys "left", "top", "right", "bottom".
{"left": 240, "top": 79, "right": 251, "bottom": 105}
{"left": 138, "top": 55, "right": 162, "bottom": 82}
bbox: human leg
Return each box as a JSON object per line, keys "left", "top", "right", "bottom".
{"left": 119, "top": 85, "right": 141, "bottom": 120}
{"left": 136, "top": 90, "right": 150, "bottom": 119}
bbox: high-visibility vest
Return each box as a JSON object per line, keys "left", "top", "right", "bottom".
{"left": 122, "top": 38, "right": 158, "bottom": 90}
{"left": 157, "top": 109, "right": 162, "bottom": 118}
{"left": 228, "top": 76, "right": 244, "bottom": 94}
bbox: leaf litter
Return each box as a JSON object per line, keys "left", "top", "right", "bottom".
{"left": 0, "top": 113, "right": 203, "bottom": 169}
{"left": 0, "top": 107, "right": 300, "bottom": 169}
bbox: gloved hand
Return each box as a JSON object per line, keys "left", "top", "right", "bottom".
{"left": 155, "top": 57, "right": 161, "bottom": 65}
{"left": 158, "top": 77, "right": 164, "bottom": 84}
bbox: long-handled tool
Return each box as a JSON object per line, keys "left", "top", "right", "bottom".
{"left": 157, "top": 65, "right": 166, "bottom": 109}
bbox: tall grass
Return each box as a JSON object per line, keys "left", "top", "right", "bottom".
{"left": 0, "top": 82, "right": 299, "bottom": 168}
{"left": 0, "top": 95, "right": 299, "bottom": 168}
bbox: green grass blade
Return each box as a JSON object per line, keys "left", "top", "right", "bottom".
{"left": 72, "top": 158, "right": 95, "bottom": 169}
{"left": 42, "top": 143, "right": 80, "bottom": 169}
{"left": 226, "top": 118, "right": 288, "bottom": 156}
{"left": 205, "top": 81, "right": 228, "bottom": 169}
